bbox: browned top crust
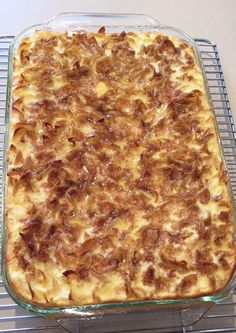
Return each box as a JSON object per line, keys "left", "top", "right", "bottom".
{"left": 6, "top": 28, "right": 236, "bottom": 306}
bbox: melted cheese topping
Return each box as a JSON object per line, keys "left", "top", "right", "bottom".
{"left": 6, "top": 29, "right": 236, "bottom": 306}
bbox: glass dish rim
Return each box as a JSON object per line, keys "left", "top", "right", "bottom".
{"left": 1, "top": 11, "right": 236, "bottom": 316}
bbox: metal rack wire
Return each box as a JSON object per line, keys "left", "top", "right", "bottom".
{"left": 0, "top": 36, "right": 236, "bottom": 333}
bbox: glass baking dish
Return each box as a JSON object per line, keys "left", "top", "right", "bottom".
{"left": 1, "top": 12, "right": 236, "bottom": 331}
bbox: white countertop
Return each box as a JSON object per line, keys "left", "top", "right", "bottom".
{"left": 0, "top": 0, "right": 235, "bottom": 118}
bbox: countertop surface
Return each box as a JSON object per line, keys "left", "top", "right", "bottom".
{"left": 0, "top": 0, "right": 235, "bottom": 120}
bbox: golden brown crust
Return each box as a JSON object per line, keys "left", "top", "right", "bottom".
{"left": 6, "top": 28, "right": 236, "bottom": 306}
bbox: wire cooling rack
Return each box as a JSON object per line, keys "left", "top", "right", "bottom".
{"left": 0, "top": 36, "right": 236, "bottom": 333}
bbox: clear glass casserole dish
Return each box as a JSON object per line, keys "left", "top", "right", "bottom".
{"left": 1, "top": 12, "right": 236, "bottom": 331}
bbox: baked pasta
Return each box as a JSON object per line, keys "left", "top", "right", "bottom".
{"left": 5, "top": 28, "right": 236, "bottom": 306}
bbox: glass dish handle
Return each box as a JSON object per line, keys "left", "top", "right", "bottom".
{"left": 46, "top": 12, "right": 161, "bottom": 31}
{"left": 56, "top": 302, "right": 213, "bottom": 332}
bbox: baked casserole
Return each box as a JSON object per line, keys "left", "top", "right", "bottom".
{"left": 5, "top": 28, "right": 236, "bottom": 306}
